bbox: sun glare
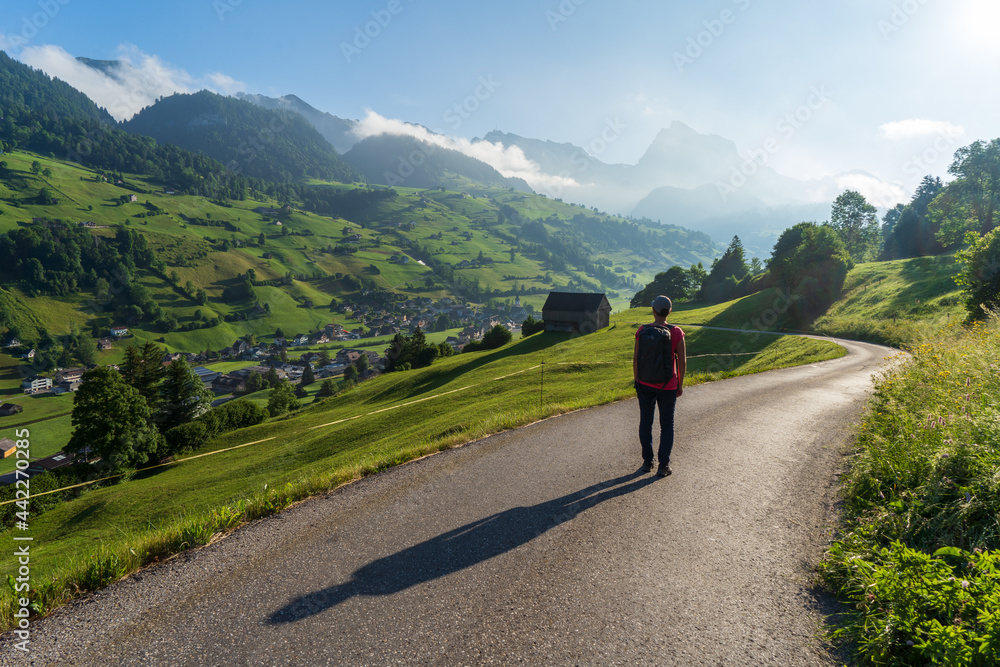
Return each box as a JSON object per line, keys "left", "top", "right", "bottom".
{"left": 954, "top": 0, "right": 1000, "bottom": 50}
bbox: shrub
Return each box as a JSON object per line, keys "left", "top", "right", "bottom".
{"left": 521, "top": 315, "right": 545, "bottom": 337}
{"left": 163, "top": 421, "right": 208, "bottom": 456}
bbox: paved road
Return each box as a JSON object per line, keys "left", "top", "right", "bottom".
{"left": 3, "top": 339, "right": 896, "bottom": 666}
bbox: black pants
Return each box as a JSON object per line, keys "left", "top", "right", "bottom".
{"left": 636, "top": 383, "right": 678, "bottom": 465}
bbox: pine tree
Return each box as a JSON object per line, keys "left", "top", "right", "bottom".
{"left": 300, "top": 363, "right": 315, "bottom": 387}
{"left": 121, "top": 342, "right": 165, "bottom": 409}
{"left": 157, "top": 359, "right": 212, "bottom": 432}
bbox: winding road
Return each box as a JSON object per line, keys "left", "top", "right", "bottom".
{"left": 3, "top": 338, "right": 896, "bottom": 666}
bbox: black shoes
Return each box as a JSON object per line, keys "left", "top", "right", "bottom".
{"left": 640, "top": 460, "right": 653, "bottom": 473}
{"left": 656, "top": 463, "right": 672, "bottom": 477}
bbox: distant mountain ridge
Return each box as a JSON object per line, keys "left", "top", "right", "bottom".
{"left": 123, "top": 90, "right": 361, "bottom": 184}
{"left": 343, "top": 134, "right": 532, "bottom": 192}
{"left": 482, "top": 122, "right": 843, "bottom": 255}
{"left": 236, "top": 92, "right": 358, "bottom": 154}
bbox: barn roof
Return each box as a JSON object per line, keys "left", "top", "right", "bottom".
{"left": 541, "top": 292, "right": 610, "bottom": 312}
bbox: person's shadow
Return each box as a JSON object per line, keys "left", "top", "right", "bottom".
{"left": 268, "top": 470, "right": 657, "bottom": 624}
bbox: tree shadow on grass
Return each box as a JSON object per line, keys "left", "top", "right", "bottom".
{"left": 267, "top": 469, "right": 656, "bottom": 624}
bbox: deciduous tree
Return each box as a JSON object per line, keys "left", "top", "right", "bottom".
{"left": 830, "top": 190, "right": 880, "bottom": 262}
{"left": 66, "top": 367, "right": 164, "bottom": 471}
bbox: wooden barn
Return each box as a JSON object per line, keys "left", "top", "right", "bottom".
{"left": 541, "top": 292, "right": 612, "bottom": 334}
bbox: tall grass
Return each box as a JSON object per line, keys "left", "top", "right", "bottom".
{"left": 820, "top": 317, "right": 1000, "bottom": 665}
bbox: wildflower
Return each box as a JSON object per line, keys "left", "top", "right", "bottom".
{"left": 962, "top": 580, "right": 970, "bottom": 589}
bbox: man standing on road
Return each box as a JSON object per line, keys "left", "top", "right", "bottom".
{"left": 633, "top": 295, "right": 686, "bottom": 477}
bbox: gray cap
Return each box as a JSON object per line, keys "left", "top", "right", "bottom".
{"left": 651, "top": 295, "right": 672, "bottom": 314}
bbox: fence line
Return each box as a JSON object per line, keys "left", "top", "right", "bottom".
{"left": 2, "top": 346, "right": 776, "bottom": 508}
{"left": 1, "top": 361, "right": 615, "bottom": 507}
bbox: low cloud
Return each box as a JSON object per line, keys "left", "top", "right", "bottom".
{"left": 18, "top": 44, "right": 245, "bottom": 121}
{"left": 879, "top": 119, "right": 964, "bottom": 141}
{"left": 353, "top": 110, "right": 579, "bottom": 192}
{"left": 834, "top": 171, "right": 909, "bottom": 208}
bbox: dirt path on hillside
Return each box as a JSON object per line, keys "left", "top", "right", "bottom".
{"left": 1, "top": 339, "right": 895, "bottom": 666}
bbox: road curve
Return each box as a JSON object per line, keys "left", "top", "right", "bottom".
{"left": 2, "top": 338, "right": 897, "bottom": 666}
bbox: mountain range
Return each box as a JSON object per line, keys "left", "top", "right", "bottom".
{"left": 235, "top": 92, "right": 842, "bottom": 256}
{"left": 72, "top": 58, "right": 853, "bottom": 256}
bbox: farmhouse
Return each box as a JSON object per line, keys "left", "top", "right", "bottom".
{"left": 541, "top": 292, "right": 612, "bottom": 334}
{"left": 0, "top": 404, "right": 23, "bottom": 417}
{"left": 110, "top": 325, "right": 129, "bottom": 337}
{"left": 212, "top": 375, "right": 246, "bottom": 393}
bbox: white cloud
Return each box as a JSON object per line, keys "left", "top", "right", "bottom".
{"left": 834, "top": 172, "right": 909, "bottom": 208}
{"left": 879, "top": 119, "right": 965, "bottom": 141}
{"left": 17, "top": 44, "right": 245, "bottom": 121}
{"left": 205, "top": 72, "right": 244, "bottom": 96}
{"left": 352, "top": 109, "right": 579, "bottom": 192}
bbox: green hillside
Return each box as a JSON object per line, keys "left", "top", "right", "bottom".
{"left": 665, "top": 254, "right": 966, "bottom": 348}
{"left": 811, "top": 254, "right": 964, "bottom": 346}
{"left": 0, "top": 148, "right": 717, "bottom": 349}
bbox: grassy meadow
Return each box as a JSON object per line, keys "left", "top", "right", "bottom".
{"left": 819, "top": 317, "right": 1000, "bottom": 666}
{"left": 0, "top": 300, "right": 844, "bottom": 627}
{"left": 812, "top": 254, "right": 965, "bottom": 348}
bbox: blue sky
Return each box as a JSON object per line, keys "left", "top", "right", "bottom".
{"left": 2, "top": 0, "right": 997, "bottom": 206}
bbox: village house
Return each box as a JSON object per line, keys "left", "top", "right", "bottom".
{"left": 212, "top": 375, "right": 246, "bottom": 394}
{"left": 27, "top": 451, "right": 79, "bottom": 476}
{"left": 110, "top": 325, "right": 129, "bottom": 337}
{"left": 3, "top": 337, "right": 20, "bottom": 348}
{"left": 55, "top": 368, "right": 86, "bottom": 385}
{"left": 0, "top": 438, "right": 16, "bottom": 459}
{"left": 193, "top": 366, "right": 220, "bottom": 385}
{"left": 22, "top": 376, "right": 52, "bottom": 394}
{"left": 97, "top": 338, "right": 114, "bottom": 350}
{"left": 23, "top": 349, "right": 35, "bottom": 360}
{"left": 0, "top": 403, "right": 23, "bottom": 417}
